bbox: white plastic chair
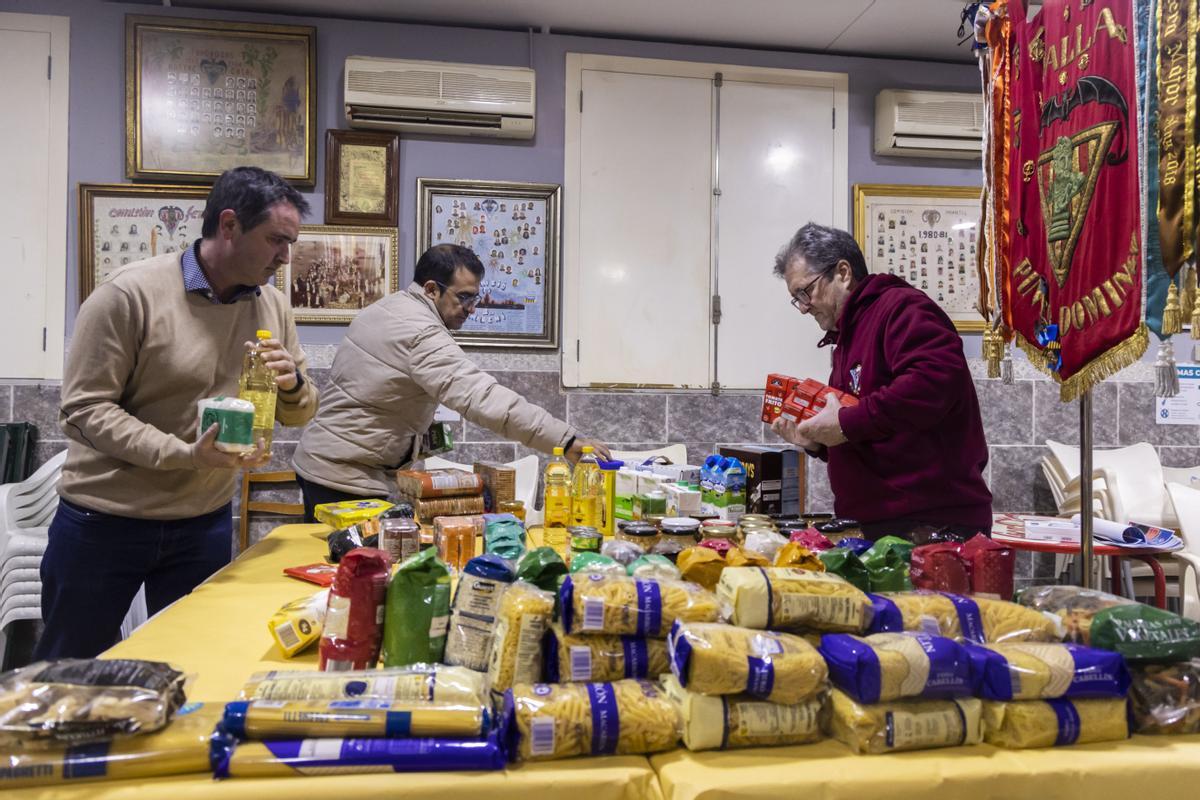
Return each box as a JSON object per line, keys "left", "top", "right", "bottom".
{"left": 609, "top": 445, "right": 689, "bottom": 468}
{"left": 1166, "top": 482, "right": 1200, "bottom": 621}
{"left": 1164, "top": 465, "right": 1200, "bottom": 488}
{"left": 1044, "top": 441, "right": 1176, "bottom": 528}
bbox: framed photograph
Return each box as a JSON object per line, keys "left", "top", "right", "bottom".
{"left": 853, "top": 184, "right": 985, "bottom": 333}
{"left": 125, "top": 15, "right": 316, "bottom": 185}
{"left": 78, "top": 182, "right": 211, "bottom": 303}
{"left": 274, "top": 225, "right": 399, "bottom": 323}
{"left": 416, "top": 178, "right": 561, "bottom": 349}
{"left": 324, "top": 129, "right": 399, "bottom": 226}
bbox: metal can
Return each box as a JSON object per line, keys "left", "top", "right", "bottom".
{"left": 567, "top": 525, "right": 603, "bottom": 565}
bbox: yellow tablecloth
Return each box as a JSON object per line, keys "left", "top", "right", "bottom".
{"left": 6, "top": 524, "right": 661, "bottom": 800}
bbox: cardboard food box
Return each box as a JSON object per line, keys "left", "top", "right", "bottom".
{"left": 718, "top": 446, "right": 785, "bottom": 515}
{"left": 473, "top": 461, "right": 516, "bottom": 510}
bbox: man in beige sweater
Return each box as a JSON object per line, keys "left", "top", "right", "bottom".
{"left": 292, "top": 244, "right": 607, "bottom": 519}
{"left": 36, "top": 167, "right": 319, "bottom": 659}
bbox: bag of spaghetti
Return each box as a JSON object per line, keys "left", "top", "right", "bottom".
{"left": 717, "top": 567, "right": 872, "bottom": 633}
{"left": 828, "top": 689, "right": 983, "bottom": 755}
{"left": 668, "top": 621, "right": 827, "bottom": 704}
{"left": 1128, "top": 659, "right": 1200, "bottom": 735}
{"left": 508, "top": 679, "right": 680, "bottom": 761}
{"left": 967, "top": 642, "right": 1130, "bottom": 701}
{"left": 485, "top": 581, "right": 555, "bottom": 695}
{"left": 818, "top": 632, "right": 975, "bottom": 704}
{"left": 868, "top": 590, "right": 1060, "bottom": 644}
{"left": 543, "top": 624, "right": 670, "bottom": 683}
{"left": 660, "top": 673, "right": 824, "bottom": 751}
{"left": 1016, "top": 585, "right": 1200, "bottom": 662}
{"left": 559, "top": 574, "right": 724, "bottom": 637}
{"left": 268, "top": 589, "right": 329, "bottom": 658}
{"left": 239, "top": 665, "right": 485, "bottom": 706}
{"left": 981, "top": 697, "right": 1130, "bottom": 749}
{"left": 220, "top": 698, "right": 489, "bottom": 740}
{"left": 0, "top": 702, "right": 218, "bottom": 789}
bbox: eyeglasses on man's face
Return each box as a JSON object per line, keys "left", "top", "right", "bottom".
{"left": 434, "top": 280, "right": 481, "bottom": 308}
{"left": 790, "top": 271, "right": 827, "bottom": 310}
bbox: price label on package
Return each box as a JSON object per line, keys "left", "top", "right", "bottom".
{"left": 1157, "top": 364, "right": 1200, "bottom": 425}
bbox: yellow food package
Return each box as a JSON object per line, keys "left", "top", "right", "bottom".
{"left": 725, "top": 547, "right": 769, "bottom": 568}
{"left": 718, "top": 567, "right": 872, "bottom": 633}
{"left": 668, "top": 621, "right": 828, "bottom": 704}
{"left": 485, "top": 582, "right": 555, "bottom": 695}
{"left": 560, "top": 574, "right": 724, "bottom": 637}
{"left": 267, "top": 588, "right": 328, "bottom": 658}
{"left": 239, "top": 665, "right": 486, "bottom": 706}
{"left": 873, "top": 591, "right": 1061, "bottom": 643}
{"left": 0, "top": 702, "right": 217, "bottom": 789}
{"left": 982, "top": 698, "right": 1130, "bottom": 748}
{"left": 677, "top": 546, "right": 727, "bottom": 591}
{"left": 661, "top": 673, "right": 824, "bottom": 750}
{"left": 772, "top": 542, "right": 825, "bottom": 571}
{"left": 313, "top": 498, "right": 393, "bottom": 528}
{"left": 828, "top": 689, "right": 983, "bottom": 754}
{"left": 544, "top": 624, "right": 670, "bottom": 682}
{"left": 510, "top": 679, "right": 680, "bottom": 761}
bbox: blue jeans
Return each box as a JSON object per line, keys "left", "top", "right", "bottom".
{"left": 34, "top": 498, "right": 233, "bottom": 659}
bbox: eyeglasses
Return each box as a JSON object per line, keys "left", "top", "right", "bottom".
{"left": 434, "top": 280, "right": 481, "bottom": 308}
{"left": 790, "top": 272, "right": 828, "bottom": 310}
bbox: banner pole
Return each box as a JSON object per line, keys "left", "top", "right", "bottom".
{"left": 1079, "top": 389, "right": 1094, "bottom": 589}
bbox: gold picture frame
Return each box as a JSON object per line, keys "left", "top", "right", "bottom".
{"left": 416, "top": 178, "right": 561, "bottom": 350}
{"left": 853, "top": 183, "right": 985, "bottom": 333}
{"left": 274, "top": 224, "right": 399, "bottom": 324}
{"left": 125, "top": 14, "right": 317, "bottom": 185}
{"left": 77, "top": 182, "right": 211, "bottom": 303}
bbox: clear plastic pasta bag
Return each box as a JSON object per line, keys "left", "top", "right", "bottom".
{"left": 669, "top": 621, "right": 827, "bottom": 704}
{"left": 559, "top": 574, "right": 724, "bottom": 637}
{"left": 661, "top": 673, "right": 825, "bottom": 751}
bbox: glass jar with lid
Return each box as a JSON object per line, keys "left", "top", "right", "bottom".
{"left": 658, "top": 517, "right": 701, "bottom": 550}
{"left": 617, "top": 520, "right": 659, "bottom": 549}
{"left": 498, "top": 499, "right": 526, "bottom": 523}
{"left": 700, "top": 524, "right": 738, "bottom": 543}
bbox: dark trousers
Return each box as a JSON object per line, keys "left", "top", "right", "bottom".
{"left": 295, "top": 474, "right": 376, "bottom": 524}
{"left": 34, "top": 498, "right": 232, "bottom": 660}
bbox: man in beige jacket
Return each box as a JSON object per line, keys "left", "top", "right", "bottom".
{"left": 293, "top": 244, "right": 606, "bottom": 519}
{"left": 37, "top": 167, "right": 319, "bottom": 658}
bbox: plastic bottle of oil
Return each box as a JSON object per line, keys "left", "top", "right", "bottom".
{"left": 542, "top": 446, "right": 573, "bottom": 557}
{"left": 571, "top": 446, "right": 601, "bottom": 527}
{"left": 238, "top": 329, "right": 278, "bottom": 450}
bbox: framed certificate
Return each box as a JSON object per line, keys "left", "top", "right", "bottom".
{"left": 324, "top": 129, "right": 399, "bottom": 226}
{"left": 853, "top": 184, "right": 985, "bottom": 333}
{"left": 416, "top": 178, "right": 561, "bottom": 349}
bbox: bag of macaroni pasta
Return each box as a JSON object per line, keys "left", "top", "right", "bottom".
{"left": 827, "top": 689, "right": 983, "bottom": 754}
{"left": 0, "top": 702, "right": 217, "bottom": 789}
{"left": 543, "top": 624, "right": 670, "bottom": 683}
{"left": 981, "top": 697, "right": 1130, "bottom": 748}
{"left": 819, "top": 632, "right": 975, "bottom": 704}
{"left": 868, "top": 590, "right": 1060, "bottom": 644}
{"left": 967, "top": 642, "right": 1131, "bottom": 701}
{"left": 508, "top": 679, "right": 680, "bottom": 761}
{"left": 559, "top": 574, "right": 724, "bottom": 637}
{"left": 0, "top": 659, "right": 187, "bottom": 745}
{"left": 660, "top": 673, "right": 824, "bottom": 751}
{"left": 1129, "top": 659, "right": 1200, "bottom": 734}
{"left": 668, "top": 621, "right": 827, "bottom": 704}
{"left": 1016, "top": 585, "right": 1200, "bottom": 662}
{"left": 485, "top": 582, "right": 555, "bottom": 695}
{"left": 268, "top": 589, "right": 329, "bottom": 658}
{"left": 717, "top": 567, "right": 872, "bottom": 633}
{"left": 239, "top": 665, "right": 486, "bottom": 706}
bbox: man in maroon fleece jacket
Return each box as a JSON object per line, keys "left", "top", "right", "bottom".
{"left": 771, "top": 223, "right": 992, "bottom": 541}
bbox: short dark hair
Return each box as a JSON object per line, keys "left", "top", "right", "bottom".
{"left": 414, "top": 244, "right": 485, "bottom": 286}
{"left": 773, "top": 222, "right": 868, "bottom": 282}
{"left": 201, "top": 166, "right": 310, "bottom": 237}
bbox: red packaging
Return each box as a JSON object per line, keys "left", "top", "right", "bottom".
{"left": 697, "top": 538, "right": 734, "bottom": 557}
{"left": 283, "top": 563, "right": 337, "bottom": 586}
{"left": 779, "top": 380, "right": 859, "bottom": 423}
{"left": 788, "top": 528, "right": 835, "bottom": 552}
{"left": 762, "top": 373, "right": 803, "bottom": 423}
{"left": 962, "top": 533, "right": 1015, "bottom": 600}
{"left": 318, "top": 547, "right": 392, "bottom": 671}
{"left": 911, "top": 543, "right": 972, "bottom": 595}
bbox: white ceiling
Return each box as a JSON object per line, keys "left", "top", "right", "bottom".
{"left": 166, "top": 0, "right": 983, "bottom": 63}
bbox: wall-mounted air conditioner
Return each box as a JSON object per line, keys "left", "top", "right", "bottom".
{"left": 875, "top": 89, "right": 983, "bottom": 160}
{"left": 344, "top": 57, "right": 535, "bottom": 140}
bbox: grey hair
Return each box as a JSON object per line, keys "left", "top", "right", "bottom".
{"left": 773, "top": 222, "right": 868, "bottom": 281}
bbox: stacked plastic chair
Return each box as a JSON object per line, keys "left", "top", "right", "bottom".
{"left": 1165, "top": 482, "right": 1200, "bottom": 621}
{"left": 0, "top": 450, "right": 66, "bottom": 666}
{"left": 1040, "top": 440, "right": 1178, "bottom": 529}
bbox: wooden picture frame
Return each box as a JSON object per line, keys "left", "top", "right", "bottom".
{"left": 77, "top": 182, "right": 211, "bottom": 303}
{"left": 324, "top": 129, "right": 400, "bottom": 226}
{"left": 416, "top": 178, "right": 561, "bottom": 349}
{"left": 125, "top": 14, "right": 317, "bottom": 185}
{"left": 274, "top": 224, "right": 399, "bottom": 323}
{"left": 853, "top": 184, "right": 985, "bottom": 333}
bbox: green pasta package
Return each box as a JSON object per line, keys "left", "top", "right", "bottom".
{"left": 661, "top": 674, "right": 825, "bottom": 751}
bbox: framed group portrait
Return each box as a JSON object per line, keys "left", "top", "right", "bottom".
{"left": 274, "top": 225, "right": 399, "bottom": 323}
{"left": 77, "top": 182, "right": 210, "bottom": 302}
{"left": 324, "top": 129, "right": 400, "bottom": 226}
{"left": 416, "top": 178, "right": 561, "bottom": 349}
{"left": 125, "top": 15, "right": 317, "bottom": 185}
{"left": 853, "top": 183, "right": 985, "bottom": 333}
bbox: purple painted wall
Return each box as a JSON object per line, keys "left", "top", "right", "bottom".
{"left": 1, "top": 0, "right": 983, "bottom": 347}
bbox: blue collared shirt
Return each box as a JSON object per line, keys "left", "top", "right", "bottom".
{"left": 181, "top": 240, "right": 261, "bottom": 304}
